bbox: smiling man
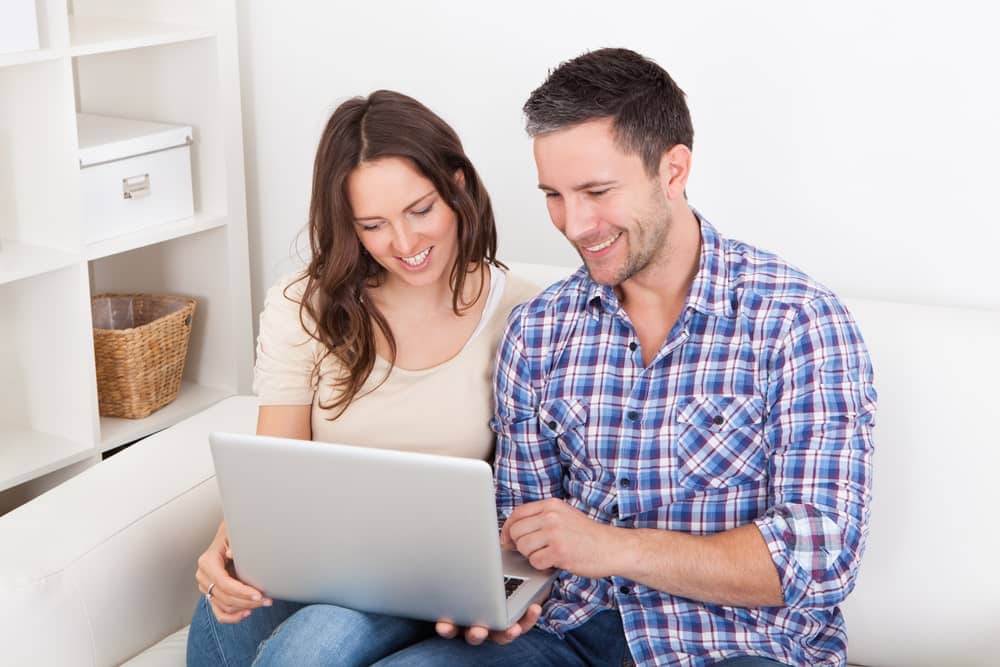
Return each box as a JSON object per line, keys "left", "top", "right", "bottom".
{"left": 375, "top": 48, "right": 877, "bottom": 667}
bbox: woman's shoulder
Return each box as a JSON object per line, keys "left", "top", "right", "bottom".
{"left": 267, "top": 270, "right": 310, "bottom": 302}
{"left": 496, "top": 265, "right": 545, "bottom": 307}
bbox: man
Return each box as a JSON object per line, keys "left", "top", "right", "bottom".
{"left": 379, "top": 48, "right": 876, "bottom": 667}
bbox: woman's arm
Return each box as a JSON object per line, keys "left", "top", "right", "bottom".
{"left": 196, "top": 404, "right": 312, "bottom": 622}
{"left": 256, "top": 404, "right": 312, "bottom": 439}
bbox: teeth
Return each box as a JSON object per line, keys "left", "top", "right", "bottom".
{"left": 585, "top": 232, "right": 622, "bottom": 253}
{"left": 400, "top": 248, "right": 430, "bottom": 266}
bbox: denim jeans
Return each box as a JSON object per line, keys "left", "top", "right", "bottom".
{"left": 185, "top": 596, "right": 434, "bottom": 666}
{"left": 187, "top": 595, "right": 789, "bottom": 666}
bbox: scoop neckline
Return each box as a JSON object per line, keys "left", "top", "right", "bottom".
{"left": 373, "top": 265, "right": 502, "bottom": 375}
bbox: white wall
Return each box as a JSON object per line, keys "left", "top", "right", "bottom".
{"left": 236, "top": 1, "right": 1000, "bottom": 326}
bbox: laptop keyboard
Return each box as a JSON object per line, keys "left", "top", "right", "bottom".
{"left": 504, "top": 576, "right": 525, "bottom": 598}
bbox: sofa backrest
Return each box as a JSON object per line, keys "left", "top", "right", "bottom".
{"left": 508, "top": 261, "right": 1000, "bottom": 666}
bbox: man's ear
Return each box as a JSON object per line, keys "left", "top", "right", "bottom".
{"left": 657, "top": 144, "right": 692, "bottom": 201}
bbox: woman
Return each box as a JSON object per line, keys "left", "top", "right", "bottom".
{"left": 186, "top": 90, "right": 540, "bottom": 666}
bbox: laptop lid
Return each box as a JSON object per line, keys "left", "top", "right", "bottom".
{"left": 209, "top": 431, "right": 520, "bottom": 628}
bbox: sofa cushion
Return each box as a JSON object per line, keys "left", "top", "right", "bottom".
{"left": 122, "top": 626, "right": 189, "bottom": 666}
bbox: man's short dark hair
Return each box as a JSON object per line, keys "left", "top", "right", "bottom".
{"left": 523, "top": 48, "right": 694, "bottom": 176}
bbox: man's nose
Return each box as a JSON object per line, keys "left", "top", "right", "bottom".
{"left": 562, "top": 197, "right": 597, "bottom": 243}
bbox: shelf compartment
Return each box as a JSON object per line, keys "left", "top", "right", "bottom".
{"left": 0, "top": 58, "right": 82, "bottom": 250}
{"left": 68, "top": 15, "right": 214, "bottom": 57}
{"left": 0, "top": 424, "right": 94, "bottom": 492}
{"left": 76, "top": 38, "right": 228, "bottom": 217}
{"left": 0, "top": 240, "right": 80, "bottom": 286}
{"left": 89, "top": 226, "right": 241, "bottom": 395}
{"left": 84, "top": 210, "right": 227, "bottom": 260}
{"left": 98, "top": 381, "right": 231, "bottom": 453}
{"left": 0, "top": 266, "right": 99, "bottom": 486}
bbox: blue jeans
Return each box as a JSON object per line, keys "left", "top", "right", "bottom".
{"left": 370, "top": 610, "right": 790, "bottom": 666}
{"left": 187, "top": 596, "right": 789, "bottom": 666}
{"left": 185, "top": 596, "right": 434, "bottom": 666}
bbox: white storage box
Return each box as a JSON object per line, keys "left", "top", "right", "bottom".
{"left": 0, "top": 0, "right": 39, "bottom": 54}
{"left": 77, "top": 113, "right": 194, "bottom": 244}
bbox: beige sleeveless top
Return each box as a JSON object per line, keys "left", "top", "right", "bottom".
{"left": 252, "top": 268, "right": 540, "bottom": 460}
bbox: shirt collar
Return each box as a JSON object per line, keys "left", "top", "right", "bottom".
{"left": 686, "top": 210, "right": 734, "bottom": 317}
{"left": 583, "top": 208, "right": 734, "bottom": 318}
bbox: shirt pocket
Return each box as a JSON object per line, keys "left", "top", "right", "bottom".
{"left": 674, "top": 394, "right": 767, "bottom": 490}
{"left": 538, "top": 398, "right": 593, "bottom": 481}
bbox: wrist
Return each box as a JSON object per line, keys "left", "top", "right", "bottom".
{"left": 601, "top": 524, "right": 641, "bottom": 579}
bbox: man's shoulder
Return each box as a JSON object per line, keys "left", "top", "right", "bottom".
{"left": 510, "top": 265, "right": 593, "bottom": 322}
{"left": 722, "top": 236, "right": 839, "bottom": 315}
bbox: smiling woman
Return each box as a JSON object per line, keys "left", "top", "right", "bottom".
{"left": 185, "top": 90, "right": 542, "bottom": 666}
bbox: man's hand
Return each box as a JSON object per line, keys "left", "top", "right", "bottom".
{"left": 501, "top": 498, "right": 620, "bottom": 579}
{"left": 434, "top": 600, "right": 545, "bottom": 646}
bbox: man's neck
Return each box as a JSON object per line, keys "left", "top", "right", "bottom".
{"left": 618, "top": 206, "right": 701, "bottom": 312}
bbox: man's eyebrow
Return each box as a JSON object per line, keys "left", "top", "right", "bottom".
{"left": 537, "top": 180, "right": 617, "bottom": 193}
{"left": 354, "top": 189, "right": 436, "bottom": 222}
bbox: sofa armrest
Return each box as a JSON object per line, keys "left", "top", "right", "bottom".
{"left": 0, "top": 396, "right": 258, "bottom": 666}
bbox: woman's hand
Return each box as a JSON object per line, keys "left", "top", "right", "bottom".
{"left": 195, "top": 521, "right": 273, "bottom": 623}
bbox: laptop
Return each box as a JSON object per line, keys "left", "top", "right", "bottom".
{"left": 208, "top": 431, "right": 557, "bottom": 630}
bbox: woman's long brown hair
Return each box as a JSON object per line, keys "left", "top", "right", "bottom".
{"left": 292, "top": 90, "right": 502, "bottom": 419}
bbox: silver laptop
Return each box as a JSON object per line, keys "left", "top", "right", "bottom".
{"left": 209, "top": 431, "right": 556, "bottom": 630}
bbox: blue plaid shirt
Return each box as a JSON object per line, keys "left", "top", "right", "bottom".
{"left": 491, "top": 214, "right": 876, "bottom": 666}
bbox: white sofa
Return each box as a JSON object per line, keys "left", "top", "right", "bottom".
{"left": 1, "top": 262, "right": 997, "bottom": 666}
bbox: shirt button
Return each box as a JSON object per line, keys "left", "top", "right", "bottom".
{"left": 610, "top": 503, "right": 618, "bottom": 515}
{"left": 713, "top": 415, "right": 724, "bottom": 425}
{"left": 547, "top": 420, "right": 557, "bottom": 430}
{"left": 620, "top": 477, "right": 631, "bottom": 488}
{"left": 628, "top": 341, "right": 637, "bottom": 351}
{"left": 627, "top": 411, "right": 639, "bottom": 422}
{"left": 619, "top": 585, "right": 631, "bottom": 595}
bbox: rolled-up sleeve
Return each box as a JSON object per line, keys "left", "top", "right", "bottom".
{"left": 754, "top": 294, "right": 877, "bottom": 610}
{"left": 490, "top": 306, "right": 565, "bottom": 523}
{"left": 252, "top": 275, "right": 318, "bottom": 406}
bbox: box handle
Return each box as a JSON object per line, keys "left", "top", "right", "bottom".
{"left": 122, "top": 173, "right": 151, "bottom": 200}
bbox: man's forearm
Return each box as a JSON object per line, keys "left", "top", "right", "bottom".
{"left": 606, "top": 523, "right": 785, "bottom": 608}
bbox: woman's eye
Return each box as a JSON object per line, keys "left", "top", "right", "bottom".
{"left": 412, "top": 203, "right": 434, "bottom": 217}
{"left": 360, "top": 222, "right": 382, "bottom": 232}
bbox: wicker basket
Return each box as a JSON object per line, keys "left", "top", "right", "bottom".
{"left": 91, "top": 294, "right": 197, "bottom": 419}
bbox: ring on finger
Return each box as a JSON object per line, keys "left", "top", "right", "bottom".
{"left": 205, "top": 582, "right": 216, "bottom": 601}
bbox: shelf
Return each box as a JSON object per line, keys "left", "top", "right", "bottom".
{"left": 84, "top": 211, "right": 228, "bottom": 260}
{"left": 0, "top": 17, "right": 214, "bottom": 68}
{"left": 0, "top": 240, "right": 80, "bottom": 286}
{"left": 98, "top": 381, "right": 233, "bottom": 453}
{"left": 68, "top": 16, "right": 214, "bottom": 57}
{"left": 0, "top": 48, "right": 61, "bottom": 69}
{"left": 0, "top": 424, "right": 94, "bottom": 492}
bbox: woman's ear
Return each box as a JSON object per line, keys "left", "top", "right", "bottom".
{"left": 453, "top": 169, "right": 466, "bottom": 190}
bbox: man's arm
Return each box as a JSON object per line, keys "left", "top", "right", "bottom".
{"left": 504, "top": 294, "right": 875, "bottom": 610}
{"left": 502, "top": 499, "right": 783, "bottom": 606}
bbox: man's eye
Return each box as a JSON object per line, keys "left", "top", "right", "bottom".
{"left": 587, "top": 189, "right": 610, "bottom": 197}
{"left": 544, "top": 192, "right": 561, "bottom": 199}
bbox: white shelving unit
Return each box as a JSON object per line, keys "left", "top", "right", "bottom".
{"left": 0, "top": 0, "right": 253, "bottom": 497}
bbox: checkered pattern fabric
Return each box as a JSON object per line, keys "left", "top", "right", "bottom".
{"left": 491, "top": 214, "right": 876, "bottom": 666}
